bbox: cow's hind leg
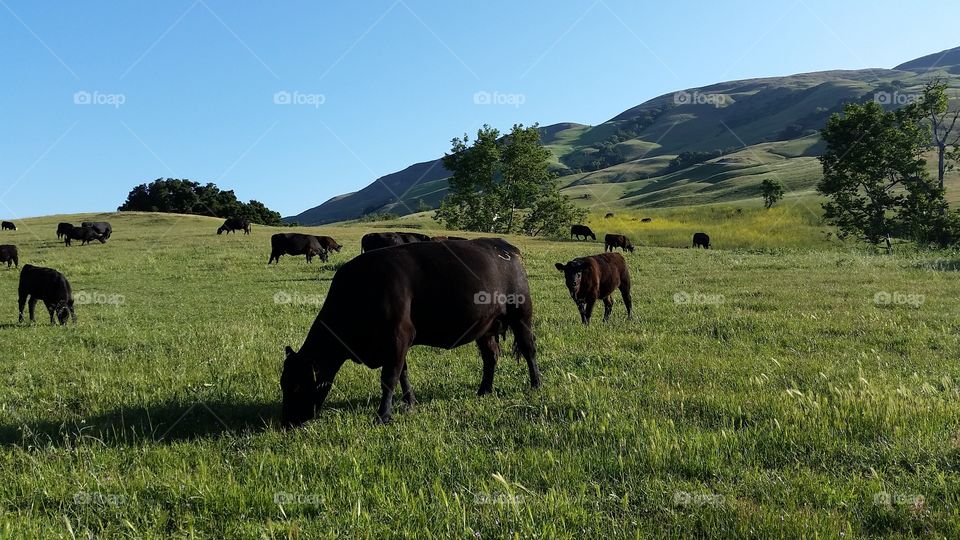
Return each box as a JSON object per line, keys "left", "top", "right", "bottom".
{"left": 28, "top": 298, "right": 38, "bottom": 323}
{"left": 17, "top": 294, "right": 26, "bottom": 323}
{"left": 602, "top": 296, "right": 614, "bottom": 322}
{"left": 399, "top": 362, "right": 416, "bottom": 407}
{"left": 620, "top": 282, "right": 632, "bottom": 320}
{"left": 476, "top": 335, "right": 500, "bottom": 395}
{"left": 511, "top": 320, "right": 540, "bottom": 389}
{"left": 376, "top": 342, "right": 410, "bottom": 424}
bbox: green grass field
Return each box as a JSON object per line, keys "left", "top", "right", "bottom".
{"left": 1, "top": 212, "right": 959, "bottom": 537}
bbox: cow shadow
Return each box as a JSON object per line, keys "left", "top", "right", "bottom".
{"left": 0, "top": 398, "right": 278, "bottom": 448}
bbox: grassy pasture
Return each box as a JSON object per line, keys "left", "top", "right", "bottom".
{"left": 0, "top": 211, "right": 958, "bottom": 537}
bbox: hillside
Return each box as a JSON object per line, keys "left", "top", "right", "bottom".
{"left": 288, "top": 47, "right": 960, "bottom": 225}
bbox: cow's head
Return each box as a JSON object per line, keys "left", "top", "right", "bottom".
{"left": 96, "top": 235, "right": 107, "bottom": 244}
{"left": 281, "top": 345, "right": 317, "bottom": 428}
{"left": 626, "top": 243, "right": 635, "bottom": 253}
{"left": 55, "top": 300, "right": 73, "bottom": 325}
{"left": 316, "top": 249, "right": 329, "bottom": 263}
{"left": 555, "top": 259, "right": 588, "bottom": 298}
{"left": 217, "top": 226, "right": 225, "bottom": 235}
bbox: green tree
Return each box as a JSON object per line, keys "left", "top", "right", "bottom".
{"left": 915, "top": 79, "right": 960, "bottom": 191}
{"left": 818, "top": 101, "right": 941, "bottom": 251}
{"left": 760, "top": 179, "right": 785, "bottom": 208}
{"left": 118, "top": 178, "right": 282, "bottom": 225}
{"left": 435, "top": 123, "right": 582, "bottom": 237}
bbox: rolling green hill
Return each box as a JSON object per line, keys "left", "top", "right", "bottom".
{"left": 288, "top": 47, "right": 960, "bottom": 225}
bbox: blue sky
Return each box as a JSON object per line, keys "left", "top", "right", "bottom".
{"left": 1, "top": 0, "right": 958, "bottom": 218}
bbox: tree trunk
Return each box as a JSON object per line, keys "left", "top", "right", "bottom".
{"left": 885, "top": 234, "right": 893, "bottom": 255}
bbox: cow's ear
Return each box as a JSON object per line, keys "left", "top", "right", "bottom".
{"left": 554, "top": 263, "right": 565, "bottom": 272}
{"left": 285, "top": 345, "right": 295, "bottom": 358}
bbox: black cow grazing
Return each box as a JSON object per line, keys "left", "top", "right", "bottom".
{"left": 605, "top": 212, "right": 615, "bottom": 218}
{"left": 63, "top": 225, "right": 106, "bottom": 246}
{"left": 432, "top": 235, "right": 467, "bottom": 241}
{"left": 314, "top": 235, "right": 342, "bottom": 253}
{"left": 18, "top": 264, "right": 76, "bottom": 325}
{"left": 217, "top": 217, "right": 251, "bottom": 235}
{"left": 360, "top": 231, "right": 431, "bottom": 253}
{"left": 81, "top": 221, "right": 112, "bottom": 240}
{"left": 56, "top": 222, "right": 74, "bottom": 239}
{"left": 280, "top": 237, "right": 540, "bottom": 427}
{"left": 269, "top": 233, "right": 325, "bottom": 264}
{"left": 0, "top": 245, "right": 17, "bottom": 268}
{"left": 641, "top": 218, "right": 652, "bottom": 223}
{"left": 570, "top": 224, "right": 596, "bottom": 241}
{"left": 2, "top": 221, "right": 16, "bottom": 231}
{"left": 693, "top": 232, "right": 711, "bottom": 249}
{"left": 604, "top": 234, "right": 635, "bottom": 253}
{"left": 555, "top": 252, "right": 632, "bottom": 325}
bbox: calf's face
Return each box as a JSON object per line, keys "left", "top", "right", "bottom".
{"left": 281, "top": 346, "right": 317, "bottom": 427}
{"left": 555, "top": 261, "right": 586, "bottom": 298}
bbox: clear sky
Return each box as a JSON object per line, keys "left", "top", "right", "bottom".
{"left": 1, "top": 0, "right": 958, "bottom": 218}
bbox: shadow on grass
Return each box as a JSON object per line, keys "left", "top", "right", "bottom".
{"left": 0, "top": 399, "right": 279, "bottom": 448}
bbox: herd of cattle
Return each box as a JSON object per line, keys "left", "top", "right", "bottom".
{"left": 2, "top": 216, "right": 713, "bottom": 427}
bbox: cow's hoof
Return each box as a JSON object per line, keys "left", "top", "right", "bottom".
{"left": 374, "top": 414, "right": 393, "bottom": 425}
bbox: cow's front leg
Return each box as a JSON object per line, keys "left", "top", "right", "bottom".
{"left": 583, "top": 299, "right": 596, "bottom": 325}
{"left": 376, "top": 350, "right": 407, "bottom": 424}
{"left": 399, "top": 363, "right": 416, "bottom": 407}
{"left": 602, "top": 296, "right": 614, "bottom": 322}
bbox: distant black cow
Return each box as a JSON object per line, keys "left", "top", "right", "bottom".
{"left": 217, "top": 217, "right": 251, "bottom": 235}
{"left": 0, "top": 245, "right": 17, "bottom": 268}
{"left": 605, "top": 213, "right": 615, "bottom": 218}
{"left": 361, "top": 231, "right": 431, "bottom": 252}
{"left": 555, "top": 252, "right": 632, "bottom": 325}
{"left": 570, "top": 224, "right": 596, "bottom": 241}
{"left": 314, "top": 235, "right": 342, "bottom": 253}
{"left": 56, "top": 222, "right": 73, "bottom": 239}
{"left": 269, "top": 233, "right": 325, "bottom": 264}
{"left": 641, "top": 218, "right": 652, "bottom": 223}
{"left": 18, "top": 264, "right": 76, "bottom": 325}
{"left": 81, "top": 221, "right": 112, "bottom": 239}
{"left": 693, "top": 232, "right": 711, "bottom": 249}
{"left": 432, "top": 235, "right": 468, "bottom": 241}
{"left": 1, "top": 221, "right": 16, "bottom": 231}
{"left": 281, "top": 237, "right": 539, "bottom": 427}
{"left": 604, "top": 234, "right": 635, "bottom": 253}
{"left": 63, "top": 225, "right": 106, "bottom": 246}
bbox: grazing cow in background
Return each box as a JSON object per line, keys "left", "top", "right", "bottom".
{"left": 605, "top": 213, "right": 615, "bottom": 218}
{"left": 555, "top": 252, "right": 632, "bottom": 325}
{"left": 604, "top": 234, "right": 635, "bottom": 253}
{"left": 570, "top": 224, "right": 596, "bottom": 241}
{"left": 432, "top": 235, "right": 467, "bottom": 241}
{"left": 269, "top": 233, "right": 325, "bottom": 264}
{"left": 0, "top": 245, "right": 17, "bottom": 268}
{"left": 641, "top": 218, "right": 652, "bottom": 223}
{"left": 314, "top": 235, "right": 342, "bottom": 253}
{"left": 693, "top": 232, "right": 711, "bottom": 249}
{"left": 281, "top": 238, "right": 540, "bottom": 427}
{"left": 18, "top": 264, "right": 76, "bottom": 325}
{"left": 2, "top": 221, "right": 16, "bottom": 231}
{"left": 361, "top": 231, "right": 432, "bottom": 252}
{"left": 64, "top": 225, "right": 106, "bottom": 246}
{"left": 217, "top": 217, "right": 251, "bottom": 235}
{"left": 81, "top": 222, "right": 112, "bottom": 240}
{"left": 56, "top": 223, "right": 74, "bottom": 239}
